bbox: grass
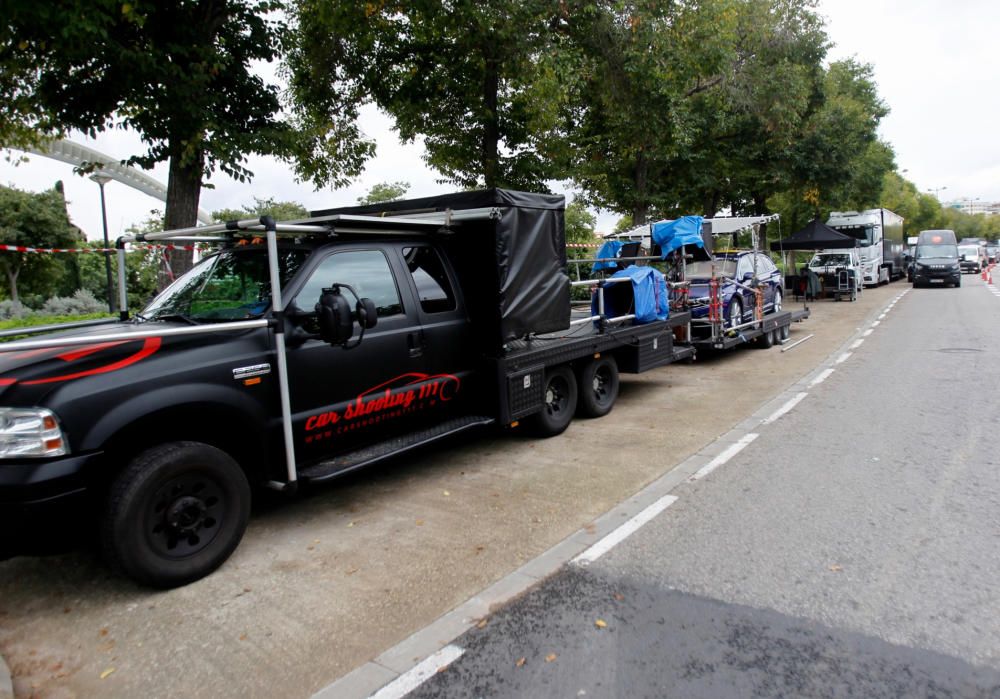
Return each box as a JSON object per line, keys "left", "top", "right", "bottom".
{"left": 0, "top": 313, "right": 115, "bottom": 342}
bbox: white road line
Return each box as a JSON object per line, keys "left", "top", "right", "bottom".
{"left": 572, "top": 494, "right": 679, "bottom": 565}
{"left": 878, "top": 313, "right": 886, "bottom": 320}
{"left": 689, "top": 434, "right": 759, "bottom": 480}
{"left": 862, "top": 329, "right": 874, "bottom": 337}
{"left": 850, "top": 338, "right": 864, "bottom": 349}
{"left": 369, "top": 645, "right": 465, "bottom": 699}
{"left": 762, "top": 393, "right": 808, "bottom": 424}
{"left": 836, "top": 352, "right": 852, "bottom": 364}
{"left": 871, "top": 320, "right": 880, "bottom": 327}
{"left": 809, "top": 369, "right": 835, "bottom": 387}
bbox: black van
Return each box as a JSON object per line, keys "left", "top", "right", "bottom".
{"left": 911, "top": 229, "right": 960, "bottom": 287}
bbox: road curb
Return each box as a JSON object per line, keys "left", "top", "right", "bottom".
{"left": 0, "top": 650, "right": 13, "bottom": 699}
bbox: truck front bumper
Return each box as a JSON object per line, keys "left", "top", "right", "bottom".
{"left": 0, "top": 452, "right": 102, "bottom": 557}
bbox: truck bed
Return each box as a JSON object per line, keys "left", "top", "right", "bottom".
{"left": 495, "top": 311, "right": 693, "bottom": 422}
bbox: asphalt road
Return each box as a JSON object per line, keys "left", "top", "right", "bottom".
{"left": 411, "top": 275, "right": 1000, "bottom": 698}
{"left": 0, "top": 280, "right": 936, "bottom": 698}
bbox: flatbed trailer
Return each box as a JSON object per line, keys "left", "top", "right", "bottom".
{"left": 685, "top": 307, "right": 810, "bottom": 352}
{"left": 498, "top": 311, "right": 694, "bottom": 422}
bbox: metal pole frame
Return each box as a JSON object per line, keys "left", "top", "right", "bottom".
{"left": 97, "top": 180, "right": 115, "bottom": 314}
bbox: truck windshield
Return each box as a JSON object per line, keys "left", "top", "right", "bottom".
{"left": 958, "top": 246, "right": 979, "bottom": 258}
{"left": 831, "top": 225, "right": 874, "bottom": 247}
{"left": 142, "top": 248, "right": 309, "bottom": 323}
{"left": 916, "top": 244, "right": 958, "bottom": 260}
{"left": 686, "top": 259, "right": 738, "bottom": 278}
{"left": 809, "top": 254, "right": 851, "bottom": 267}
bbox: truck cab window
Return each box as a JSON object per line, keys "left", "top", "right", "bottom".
{"left": 295, "top": 250, "right": 403, "bottom": 320}
{"left": 402, "top": 246, "right": 456, "bottom": 313}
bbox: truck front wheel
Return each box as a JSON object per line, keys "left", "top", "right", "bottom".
{"left": 526, "top": 365, "right": 578, "bottom": 437}
{"left": 102, "top": 441, "right": 251, "bottom": 588}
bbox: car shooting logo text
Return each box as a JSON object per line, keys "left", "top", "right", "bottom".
{"left": 304, "top": 372, "right": 460, "bottom": 441}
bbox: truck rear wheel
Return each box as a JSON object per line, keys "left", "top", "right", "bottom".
{"left": 576, "top": 356, "right": 620, "bottom": 418}
{"left": 526, "top": 365, "right": 578, "bottom": 437}
{"left": 102, "top": 441, "right": 251, "bottom": 588}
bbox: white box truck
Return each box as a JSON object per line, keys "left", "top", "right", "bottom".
{"left": 825, "top": 209, "right": 905, "bottom": 286}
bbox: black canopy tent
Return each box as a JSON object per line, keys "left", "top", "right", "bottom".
{"left": 770, "top": 218, "right": 859, "bottom": 301}
{"left": 769, "top": 217, "right": 857, "bottom": 250}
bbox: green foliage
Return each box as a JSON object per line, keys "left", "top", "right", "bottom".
{"left": 2, "top": 0, "right": 372, "bottom": 245}
{"left": 0, "top": 312, "right": 113, "bottom": 342}
{"left": 564, "top": 199, "right": 598, "bottom": 260}
{"left": 288, "top": 0, "right": 565, "bottom": 189}
{"left": 357, "top": 182, "right": 410, "bottom": 205}
{"left": 0, "top": 183, "right": 79, "bottom": 304}
{"left": 212, "top": 197, "right": 310, "bottom": 224}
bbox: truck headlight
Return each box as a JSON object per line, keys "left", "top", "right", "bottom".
{"left": 0, "top": 408, "right": 68, "bottom": 458}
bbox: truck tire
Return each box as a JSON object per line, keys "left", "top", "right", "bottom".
{"left": 102, "top": 441, "right": 251, "bottom": 588}
{"left": 576, "top": 356, "right": 620, "bottom": 418}
{"left": 526, "top": 365, "right": 578, "bottom": 437}
{"left": 771, "top": 288, "right": 782, "bottom": 314}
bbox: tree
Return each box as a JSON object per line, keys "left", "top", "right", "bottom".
{"left": 564, "top": 199, "right": 598, "bottom": 261}
{"left": 2, "top": 1, "right": 373, "bottom": 280}
{"left": 288, "top": 0, "right": 565, "bottom": 190}
{"left": 357, "top": 181, "right": 410, "bottom": 205}
{"left": 212, "top": 197, "right": 310, "bottom": 224}
{"left": 0, "top": 184, "right": 79, "bottom": 305}
{"left": 560, "top": 0, "right": 742, "bottom": 224}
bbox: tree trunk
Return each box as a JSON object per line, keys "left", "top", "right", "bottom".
{"left": 631, "top": 150, "right": 649, "bottom": 225}
{"left": 160, "top": 144, "right": 204, "bottom": 288}
{"left": 3, "top": 260, "right": 20, "bottom": 307}
{"left": 481, "top": 52, "right": 500, "bottom": 189}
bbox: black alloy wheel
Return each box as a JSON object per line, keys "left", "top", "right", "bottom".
{"left": 103, "top": 441, "right": 251, "bottom": 588}
{"left": 526, "top": 365, "right": 578, "bottom": 437}
{"left": 577, "top": 356, "right": 620, "bottom": 418}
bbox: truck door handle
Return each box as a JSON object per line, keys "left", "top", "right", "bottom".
{"left": 407, "top": 332, "right": 424, "bottom": 358}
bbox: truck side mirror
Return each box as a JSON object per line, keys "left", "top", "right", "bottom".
{"left": 316, "top": 286, "right": 353, "bottom": 346}
{"left": 960, "top": 254, "right": 966, "bottom": 261}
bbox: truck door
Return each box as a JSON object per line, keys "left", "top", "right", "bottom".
{"left": 394, "top": 244, "right": 477, "bottom": 416}
{"left": 283, "top": 246, "right": 429, "bottom": 459}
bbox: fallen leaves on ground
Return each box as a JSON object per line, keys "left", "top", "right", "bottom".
{"left": 99, "top": 668, "right": 115, "bottom": 680}
{"left": 515, "top": 657, "right": 526, "bottom": 668}
{"left": 476, "top": 618, "right": 488, "bottom": 629}
{"left": 829, "top": 564, "right": 843, "bottom": 572}
{"left": 613, "top": 593, "right": 624, "bottom": 602}
{"left": 545, "top": 653, "right": 557, "bottom": 663}
{"left": 594, "top": 619, "right": 607, "bottom": 629}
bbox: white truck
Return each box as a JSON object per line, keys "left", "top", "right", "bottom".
{"left": 825, "top": 209, "right": 905, "bottom": 286}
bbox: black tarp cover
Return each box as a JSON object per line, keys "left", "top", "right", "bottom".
{"left": 312, "top": 189, "right": 569, "bottom": 344}
{"left": 769, "top": 217, "right": 858, "bottom": 251}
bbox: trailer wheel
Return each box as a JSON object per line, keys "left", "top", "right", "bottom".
{"left": 526, "top": 366, "right": 578, "bottom": 437}
{"left": 758, "top": 328, "right": 775, "bottom": 349}
{"left": 576, "top": 356, "right": 620, "bottom": 418}
{"left": 102, "top": 441, "right": 251, "bottom": 588}
{"left": 780, "top": 324, "right": 790, "bottom": 341}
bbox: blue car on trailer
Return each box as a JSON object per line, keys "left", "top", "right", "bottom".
{"left": 688, "top": 251, "right": 785, "bottom": 329}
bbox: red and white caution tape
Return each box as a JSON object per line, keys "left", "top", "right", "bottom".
{"left": 0, "top": 243, "right": 199, "bottom": 254}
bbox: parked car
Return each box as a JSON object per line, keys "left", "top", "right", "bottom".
{"left": 958, "top": 244, "right": 984, "bottom": 274}
{"left": 687, "top": 251, "right": 783, "bottom": 327}
{"left": 807, "top": 251, "right": 863, "bottom": 297}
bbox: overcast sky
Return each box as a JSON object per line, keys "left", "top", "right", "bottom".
{"left": 1, "top": 0, "right": 997, "bottom": 243}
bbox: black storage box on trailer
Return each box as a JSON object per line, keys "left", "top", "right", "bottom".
{"left": 313, "top": 189, "right": 571, "bottom": 347}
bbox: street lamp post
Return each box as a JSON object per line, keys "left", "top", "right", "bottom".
{"left": 89, "top": 173, "right": 115, "bottom": 314}
{"left": 927, "top": 186, "right": 948, "bottom": 200}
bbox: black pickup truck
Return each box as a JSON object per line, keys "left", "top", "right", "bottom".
{"left": 0, "top": 189, "right": 691, "bottom": 587}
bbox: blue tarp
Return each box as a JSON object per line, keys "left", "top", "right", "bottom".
{"left": 651, "top": 216, "right": 705, "bottom": 257}
{"left": 591, "top": 240, "right": 624, "bottom": 273}
{"left": 591, "top": 265, "right": 669, "bottom": 323}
